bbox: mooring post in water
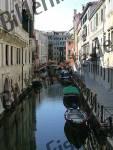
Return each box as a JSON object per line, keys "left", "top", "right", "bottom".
{"left": 88, "top": 90, "right": 90, "bottom": 103}
{"left": 87, "top": 88, "right": 90, "bottom": 102}
{"left": 91, "top": 93, "right": 94, "bottom": 106}
{"left": 97, "top": 103, "right": 100, "bottom": 117}
{"left": 101, "top": 105, "right": 104, "bottom": 123}
{"left": 86, "top": 88, "right": 89, "bottom": 101}
{"left": 109, "top": 116, "right": 112, "bottom": 130}
{"left": 90, "top": 91, "right": 93, "bottom": 106}
{"left": 94, "top": 94, "right": 97, "bottom": 113}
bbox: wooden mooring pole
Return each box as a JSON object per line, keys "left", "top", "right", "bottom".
{"left": 94, "top": 94, "right": 97, "bottom": 113}
{"left": 101, "top": 105, "right": 104, "bottom": 123}
{"left": 109, "top": 116, "right": 112, "bottom": 130}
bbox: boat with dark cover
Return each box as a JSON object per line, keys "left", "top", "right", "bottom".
{"left": 63, "top": 86, "right": 80, "bottom": 108}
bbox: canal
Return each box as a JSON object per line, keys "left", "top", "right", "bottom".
{"left": 0, "top": 82, "right": 106, "bottom": 150}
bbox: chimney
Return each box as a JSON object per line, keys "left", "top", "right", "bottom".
{"left": 74, "top": 9, "right": 77, "bottom": 15}
{"left": 82, "top": 5, "right": 85, "bottom": 11}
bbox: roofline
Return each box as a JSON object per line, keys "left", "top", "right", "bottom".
{"left": 89, "top": 0, "right": 105, "bottom": 20}
{"left": 80, "top": 2, "right": 98, "bottom": 19}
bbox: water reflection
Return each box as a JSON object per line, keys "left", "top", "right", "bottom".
{"left": 0, "top": 94, "right": 36, "bottom": 150}
{"left": 36, "top": 83, "right": 90, "bottom": 150}
{"left": 0, "top": 83, "right": 107, "bottom": 150}
{"left": 63, "top": 95, "right": 79, "bottom": 109}
{"left": 35, "top": 83, "right": 67, "bottom": 150}
{"left": 64, "top": 121, "right": 89, "bottom": 149}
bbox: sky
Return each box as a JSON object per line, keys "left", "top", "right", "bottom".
{"left": 34, "top": 0, "right": 95, "bottom": 32}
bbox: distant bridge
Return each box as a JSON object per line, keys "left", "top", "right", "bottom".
{"left": 34, "top": 62, "right": 58, "bottom": 73}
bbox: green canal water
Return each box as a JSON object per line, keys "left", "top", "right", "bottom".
{"left": 0, "top": 83, "right": 106, "bottom": 150}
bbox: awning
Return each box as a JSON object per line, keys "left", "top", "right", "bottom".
{"left": 63, "top": 86, "right": 80, "bottom": 95}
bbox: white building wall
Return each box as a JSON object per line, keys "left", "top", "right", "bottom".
{"left": 80, "top": 5, "right": 97, "bottom": 59}
{"left": 35, "top": 30, "right": 48, "bottom": 65}
{"left": 47, "top": 31, "right": 67, "bottom": 62}
{"left": 0, "top": 0, "right": 34, "bottom": 113}
{"left": 82, "top": 0, "right": 113, "bottom": 89}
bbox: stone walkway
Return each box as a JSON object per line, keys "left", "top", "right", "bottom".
{"left": 84, "top": 73, "right": 113, "bottom": 107}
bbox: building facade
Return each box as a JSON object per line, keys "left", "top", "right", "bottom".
{"left": 80, "top": 2, "right": 98, "bottom": 61}
{"left": 35, "top": 30, "right": 48, "bottom": 65}
{"left": 89, "top": 0, "right": 113, "bottom": 89}
{"left": 73, "top": 9, "right": 81, "bottom": 65}
{"left": 74, "top": 0, "right": 113, "bottom": 89}
{"left": 47, "top": 31, "right": 67, "bottom": 62}
{"left": 0, "top": 0, "right": 35, "bottom": 113}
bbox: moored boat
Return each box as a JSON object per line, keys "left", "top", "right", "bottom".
{"left": 58, "top": 70, "right": 72, "bottom": 85}
{"left": 63, "top": 85, "right": 80, "bottom": 95}
{"left": 63, "top": 86, "right": 80, "bottom": 108}
{"left": 64, "top": 108, "right": 88, "bottom": 126}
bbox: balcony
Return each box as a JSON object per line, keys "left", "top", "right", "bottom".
{"left": 14, "top": 26, "right": 29, "bottom": 43}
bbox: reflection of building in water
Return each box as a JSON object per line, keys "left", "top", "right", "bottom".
{"left": 0, "top": 94, "right": 36, "bottom": 150}
{"left": 64, "top": 121, "right": 107, "bottom": 149}
{"left": 84, "top": 130, "right": 106, "bottom": 150}
{"left": 64, "top": 121, "right": 89, "bottom": 149}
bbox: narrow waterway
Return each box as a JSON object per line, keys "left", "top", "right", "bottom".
{"left": 0, "top": 82, "right": 106, "bottom": 150}
{"left": 35, "top": 82, "right": 97, "bottom": 150}
{"left": 35, "top": 83, "right": 76, "bottom": 150}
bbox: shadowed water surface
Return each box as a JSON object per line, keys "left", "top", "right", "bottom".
{"left": 36, "top": 83, "right": 87, "bottom": 150}
{"left": 0, "top": 83, "right": 104, "bottom": 150}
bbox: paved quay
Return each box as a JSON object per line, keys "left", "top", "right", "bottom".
{"left": 83, "top": 73, "right": 113, "bottom": 107}
{"left": 81, "top": 71, "right": 113, "bottom": 148}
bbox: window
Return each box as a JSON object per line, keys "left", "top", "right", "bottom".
{"left": 6, "top": 45, "right": 8, "bottom": 65}
{"left": 108, "top": 32, "right": 110, "bottom": 41}
{"left": 90, "top": 21, "right": 92, "bottom": 32}
{"left": 89, "top": 63, "right": 90, "bottom": 72}
{"left": 91, "top": 64, "right": 93, "bottom": 73}
{"left": 96, "top": 13, "right": 98, "bottom": 27}
{"left": 101, "top": 9, "right": 103, "bottom": 22}
{"left": 103, "top": 33, "right": 106, "bottom": 43}
{"left": 83, "top": 14, "right": 87, "bottom": 24}
{"left": 1, "top": 44, "right": 3, "bottom": 66}
{"left": 98, "top": 65, "right": 99, "bottom": 75}
{"left": 108, "top": 68, "right": 110, "bottom": 82}
{"left": 101, "top": 66, "right": 102, "bottom": 76}
{"left": 19, "top": 49, "right": 21, "bottom": 64}
{"left": 25, "top": 51, "right": 27, "bottom": 64}
{"left": 111, "top": 31, "right": 113, "bottom": 48}
{"left": 5, "top": 0, "right": 9, "bottom": 11}
{"left": 11, "top": 46, "right": 13, "bottom": 65}
{"left": 16, "top": 48, "right": 21, "bottom": 64}
{"left": 103, "top": 67, "right": 105, "bottom": 80}
{"left": 29, "top": 69, "right": 31, "bottom": 76}
{"left": 17, "top": 48, "right": 18, "bottom": 64}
